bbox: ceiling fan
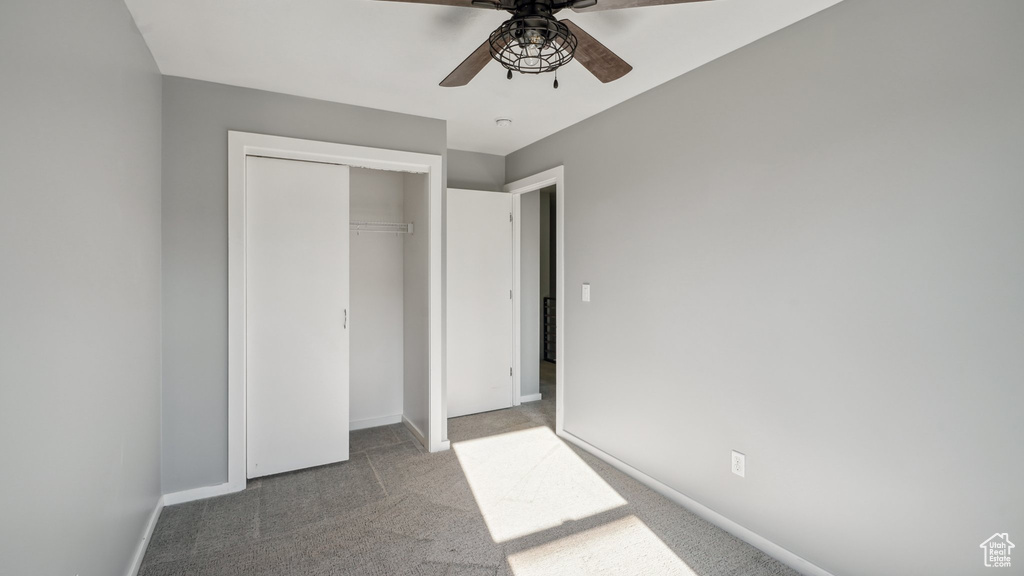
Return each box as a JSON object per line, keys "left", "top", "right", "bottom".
{"left": 378, "top": 0, "right": 712, "bottom": 87}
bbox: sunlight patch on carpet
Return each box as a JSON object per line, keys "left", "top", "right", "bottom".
{"left": 507, "top": 515, "right": 697, "bottom": 576}
{"left": 453, "top": 426, "right": 627, "bottom": 543}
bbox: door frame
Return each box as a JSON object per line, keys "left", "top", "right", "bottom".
{"left": 226, "top": 131, "right": 447, "bottom": 495}
{"left": 506, "top": 166, "right": 565, "bottom": 435}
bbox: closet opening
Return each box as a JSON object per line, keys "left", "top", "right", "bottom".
{"left": 349, "top": 168, "right": 430, "bottom": 443}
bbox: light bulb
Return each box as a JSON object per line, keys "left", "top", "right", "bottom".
{"left": 521, "top": 29, "right": 544, "bottom": 69}
{"left": 523, "top": 46, "right": 541, "bottom": 68}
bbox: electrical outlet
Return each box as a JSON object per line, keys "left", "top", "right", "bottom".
{"left": 731, "top": 451, "right": 746, "bottom": 477}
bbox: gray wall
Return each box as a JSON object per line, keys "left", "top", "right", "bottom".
{"left": 506, "top": 2, "right": 1024, "bottom": 575}
{"left": 448, "top": 149, "right": 506, "bottom": 191}
{"left": 350, "top": 169, "right": 406, "bottom": 427}
{"left": 162, "top": 77, "right": 446, "bottom": 493}
{"left": 0, "top": 0, "right": 163, "bottom": 574}
{"left": 403, "top": 173, "right": 431, "bottom": 438}
{"left": 520, "top": 191, "right": 541, "bottom": 397}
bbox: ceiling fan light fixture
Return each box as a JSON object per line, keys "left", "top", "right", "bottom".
{"left": 488, "top": 15, "right": 577, "bottom": 75}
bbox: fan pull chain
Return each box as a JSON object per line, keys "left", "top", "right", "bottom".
{"left": 553, "top": 70, "right": 559, "bottom": 89}
{"left": 507, "top": 69, "right": 513, "bottom": 80}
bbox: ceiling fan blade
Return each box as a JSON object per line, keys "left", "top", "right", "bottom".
{"left": 561, "top": 20, "right": 632, "bottom": 83}
{"left": 440, "top": 39, "right": 494, "bottom": 87}
{"left": 376, "top": 0, "right": 509, "bottom": 9}
{"left": 571, "top": 0, "right": 711, "bottom": 12}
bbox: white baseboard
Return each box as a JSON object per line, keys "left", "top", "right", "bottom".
{"left": 402, "top": 415, "right": 427, "bottom": 448}
{"left": 401, "top": 417, "right": 449, "bottom": 452}
{"left": 520, "top": 393, "right": 543, "bottom": 403}
{"left": 162, "top": 414, "right": 403, "bottom": 508}
{"left": 162, "top": 480, "right": 244, "bottom": 506}
{"left": 558, "top": 431, "right": 835, "bottom": 576}
{"left": 350, "top": 413, "right": 403, "bottom": 431}
{"left": 127, "top": 495, "right": 164, "bottom": 576}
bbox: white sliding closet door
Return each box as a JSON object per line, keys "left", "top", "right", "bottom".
{"left": 246, "top": 156, "right": 350, "bottom": 478}
{"left": 447, "top": 188, "right": 513, "bottom": 418}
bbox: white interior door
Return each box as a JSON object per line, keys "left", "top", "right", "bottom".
{"left": 246, "top": 156, "right": 350, "bottom": 478}
{"left": 447, "top": 188, "right": 513, "bottom": 418}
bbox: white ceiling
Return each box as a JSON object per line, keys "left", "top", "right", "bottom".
{"left": 125, "top": 0, "right": 842, "bottom": 155}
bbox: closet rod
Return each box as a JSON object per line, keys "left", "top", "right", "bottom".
{"left": 350, "top": 220, "right": 414, "bottom": 234}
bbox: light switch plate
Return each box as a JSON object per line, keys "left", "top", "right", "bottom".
{"left": 582, "top": 283, "right": 591, "bottom": 302}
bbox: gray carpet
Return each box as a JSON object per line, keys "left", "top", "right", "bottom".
{"left": 140, "top": 369, "right": 798, "bottom": 576}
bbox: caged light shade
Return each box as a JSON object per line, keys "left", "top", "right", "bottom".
{"left": 488, "top": 15, "right": 577, "bottom": 75}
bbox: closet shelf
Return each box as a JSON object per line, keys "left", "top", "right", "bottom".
{"left": 350, "top": 220, "right": 414, "bottom": 234}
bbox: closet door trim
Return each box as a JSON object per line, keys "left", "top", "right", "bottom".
{"left": 223, "top": 131, "right": 447, "bottom": 498}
